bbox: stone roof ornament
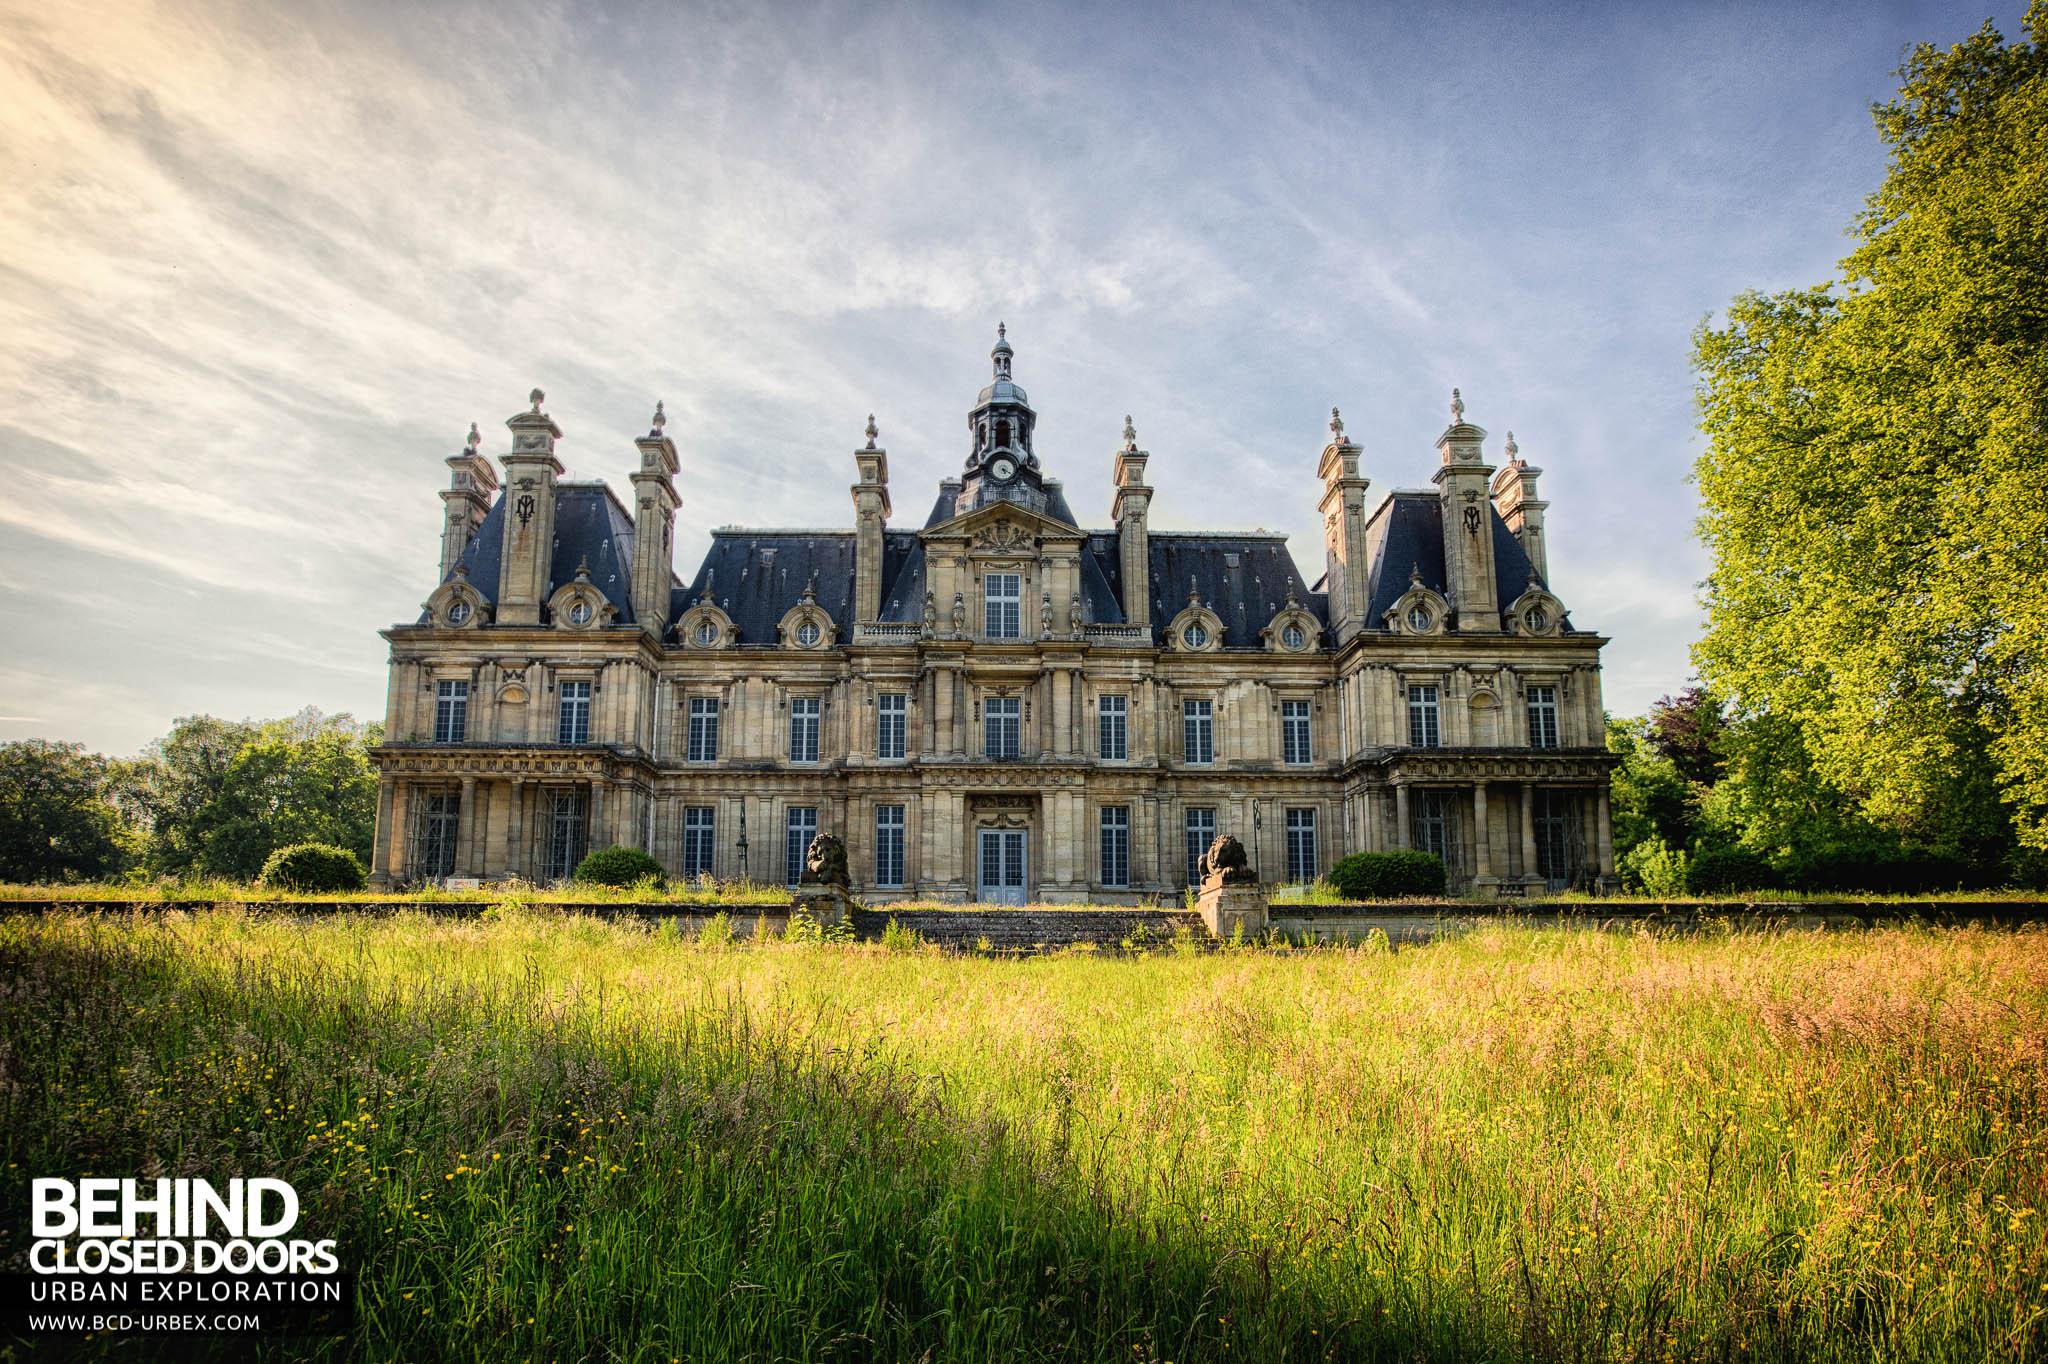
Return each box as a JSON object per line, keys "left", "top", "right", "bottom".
{"left": 529, "top": 388, "right": 546, "bottom": 414}
{"left": 465, "top": 422, "right": 481, "bottom": 453}
{"left": 651, "top": 400, "right": 666, "bottom": 435}
{"left": 1409, "top": 562, "right": 1423, "bottom": 585}
{"left": 1505, "top": 430, "right": 1519, "bottom": 462}
{"left": 1329, "top": 407, "right": 1345, "bottom": 442}
{"left": 1450, "top": 388, "right": 1465, "bottom": 425}
{"left": 991, "top": 321, "right": 1012, "bottom": 379}
{"left": 573, "top": 556, "right": 591, "bottom": 581}
{"left": 1122, "top": 414, "right": 1137, "bottom": 450}
{"left": 801, "top": 574, "right": 818, "bottom": 604}
{"left": 864, "top": 413, "right": 878, "bottom": 450}
{"left": 1189, "top": 576, "right": 1202, "bottom": 607}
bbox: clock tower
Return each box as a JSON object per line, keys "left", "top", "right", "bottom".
{"left": 955, "top": 324, "right": 1059, "bottom": 519}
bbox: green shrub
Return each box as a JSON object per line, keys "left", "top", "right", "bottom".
{"left": 1686, "top": 846, "right": 1780, "bottom": 895}
{"left": 1778, "top": 841, "right": 1981, "bottom": 895}
{"left": 1326, "top": 850, "right": 1447, "bottom": 899}
{"left": 573, "top": 845, "right": 665, "bottom": 889}
{"left": 257, "top": 843, "right": 367, "bottom": 893}
{"left": 880, "top": 916, "right": 923, "bottom": 954}
{"left": 1618, "top": 837, "right": 1689, "bottom": 896}
{"left": 696, "top": 911, "right": 734, "bottom": 949}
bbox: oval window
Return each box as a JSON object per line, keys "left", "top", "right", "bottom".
{"left": 446, "top": 601, "right": 470, "bottom": 625}
{"left": 1183, "top": 623, "right": 1208, "bottom": 649}
{"left": 796, "top": 621, "right": 820, "bottom": 647}
{"left": 1281, "top": 624, "right": 1306, "bottom": 650}
{"left": 1527, "top": 607, "right": 1549, "bottom": 633}
{"left": 568, "top": 600, "right": 593, "bottom": 625}
{"left": 1407, "top": 606, "right": 1432, "bottom": 632}
{"left": 695, "top": 620, "right": 718, "bottom": 645}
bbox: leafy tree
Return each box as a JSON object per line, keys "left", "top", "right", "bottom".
{"left": 1605, "top": 715, "right": 1693, "bottom": 863}
{"left": 1646, "top": 687, "right": 1725, "bottom": 788}
{"left": 191, "top": 723, "right": 379, "bottom": 881}
{"left": 113, "top": 715, "right": 261, "bottom": 873}
{"left": 1692, "top": 6, "right": 2048, "bottom": 851}
{"left": 0, "top": 740, "right": 133, "bottom": 883}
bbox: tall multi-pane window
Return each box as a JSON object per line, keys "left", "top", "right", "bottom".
{"left": 434, "top": 680, "right": 468, "bottom": 743}
{"left": 1526, "top": 686, "right": 1559, "bottom": 749}
{"left": 419, "top": 792, "right": 459, "bottom": 876}
{"left": 681, "top": 806, "right": 716, "bottom": 878}
{"left": 557, "top": 681, "right": 592, "bottom": 744}
{"left": 784, "top": 806, "right": 818, "bottom": 887}
{"left": 788, "top": 697, "right": 821, "bottom": 763}
{"left": 1184, "top": 807, "right": 1217, "bottom": 886}
{"left": 1183, "top": 699, "right": 1214, "bottom": 764}
{"left": 877, "top": 694, "right": 907, "bottom": 760}
{"left": 874, "top": 804, "right": 906, "bottom": 888}
{"left": 544, "top": 791, "right": 586, "bottom": 882}
{"left": 1407, "top": 684, "right": 1441, "bottom": 748}
{"left": 1281, "top": 700, "right": 1313, "bottom": 765}
{"left": 985, "top": 573, "right": 1021, "bottom": 639}
{"left": 1100, "top": 806, "right": 1131, "bottom": 888}
{"left": 1413, "top": 791, "right": 1454, "bottom": 860}
{"left": 1285, "top": 808, "right": 1318, "bottom": 883}
{"left": 687, "top": 697, "right": 720, "bottom": 762}
{"left": 1098, "top": 695, "right": 1128, "bottom": 761}
{"left": 985, "top": 697, "right": 1021, "bottom": 758}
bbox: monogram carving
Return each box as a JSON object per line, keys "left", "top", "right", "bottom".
{"left": 973, "top": 522, "right": 1035, "bottom": 551}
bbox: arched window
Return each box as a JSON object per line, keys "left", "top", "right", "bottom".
{"left": 995, "top": 420, "right": 1010, "bottom": 448}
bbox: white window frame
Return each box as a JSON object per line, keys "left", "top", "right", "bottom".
{"left": 681, "top": 806, "right": 716, "bottom": 878}
{"left": 1527, "top": 685, "right": 1560, "bottom": 750}
{"left": 1285, "top": 807, "right": 1318, "bottom": 884}
{"left": 877, "top": 693, "right": 907, "bottom": 760}
{"left": 434, "top": 679, "right": 468, "bottom": 743}
{"left": 1184, "top": 807, "right": 1216, "bottom": 886}
{"left": 784, "top": 806, "right": 818, "bottom": 887}
{"left": 985, "top": 573, "right": 1022, "bottom": 639}
{"left": 874, "top": 803, "right": 906, "bottom": 889}
{"left": 1183, "top": 699, "right": 1214, "bottom": 765}
{"left": 1407, "top": 684, "right": 1441, "bottom": 749}
{"left": 1100, "top": 805, "right": 1131, "bottom": 889}
{"left": 1281, "top": 699, "right": 1313, "bottom": 766}
{"left": 788, "top": 696, "right": 821, "bottom": 764}
{"left": 984, "top": 696, "right": 1021, "bottom": 759}
{"left": 687, "top": 697, "right": 720, "bottom": 763}
{"left": 557, "top": 680, "right": 592, "bottom": 744}
{"left": 1098, "top": 694, "right": 1128, "bottom": 761}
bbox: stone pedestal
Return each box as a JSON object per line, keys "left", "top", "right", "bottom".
{"left": 795, "top": 886, "right": 855, "bottom": 927}
{"left": 1197, "top": 880, "right": 1268, "bottom": 939}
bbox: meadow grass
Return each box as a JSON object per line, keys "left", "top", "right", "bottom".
{"left": 2, "top": 911, "right": 2045, "bottom": 1362}
{"left": 0, "top": 877, "right": 794, "bottom": 905}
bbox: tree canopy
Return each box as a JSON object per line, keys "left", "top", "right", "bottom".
{"left": 1692, "top": 4, "right": 2048, "bottom": 853}
{"left": 0, "top": 741, "right": 132, "bottom": 883}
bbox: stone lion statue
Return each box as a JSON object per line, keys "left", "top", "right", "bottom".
{"left": 800, "top": 832, "right": 850, "bottom": 889}
{"left": 1198, "top": 833, "right": 1256, "bottom": 886}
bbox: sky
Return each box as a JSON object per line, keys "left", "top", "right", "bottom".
{"left": 0, "top": 0, "right": 2030, "bottom": 756}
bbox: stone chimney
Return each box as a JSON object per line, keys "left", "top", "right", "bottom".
{"left": 851, "top": 414, "right": 891, "bottom": 622}
{"left": 1433, "top": 388, "right": 1500, "bottom": 632}
{"left": 496, "top": 389, "right": 564, "bottom": 627}
{"left": 1317, "top": 407, "right": 1371, "bottom": 644}
{"left": 1110, "top": 415, "right": 1152, "bottom": 630}
{"left": 1490, "top": 430, "right": 1549, "bottom": 582}
{"left": 630, "top": 401, "right": 681, "bottom": 637}
{"left": 439, "top": 422, "right": 498, "bottom": 580}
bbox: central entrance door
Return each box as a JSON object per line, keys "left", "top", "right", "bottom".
{"left": 978, "top": 828, "right": 1027, "bottom": 905}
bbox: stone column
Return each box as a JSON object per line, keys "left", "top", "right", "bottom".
{"left": 1052, "top": 668, "right": 1073, "bottom": 756}
{"left": 1472, "top": 782, "right": 1491, "bottom": 882}
{"left": 369, "top": 776, "right": 396, "bottom": 887}
{"left": 455, "top": 776, "right": 478, "bottom": 876}
{"left": 935, "top": 666, "right": 955, "bottom": 756}
{"left": 1521, "top": 783, "right": 1538, "bottom": 883}
{"left": 508, "top": 779, "right": 527, "bottom": 881}
{"left": 1394, "top": 783, "right": 1411, "bottom": 851}
{"left": 388, "top": 780, "right": 411, "bottom": 881}
{"left": 589, "top": 781, "right": 607, "bottom": 852}
{"left": 1596, "top": 786, "right": 1615, "bottom": 881}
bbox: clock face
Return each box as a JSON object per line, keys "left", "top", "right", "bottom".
{"left": 990, "top": 457, "right": 1016, "bottom": 481}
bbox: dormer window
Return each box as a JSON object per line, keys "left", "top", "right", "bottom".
{"left": 695, "top": 620, "right": 717, "bottom": 645}
{"left": 796, "top": 621, "right": 820, "bottom": 647}
{"left": 446, "top": 601, "right": 470, "bottom": 626}
{"left": 1183, "top": 623, "right": 1209, "bottom": 649}
{"left": 1281, "top": 624, "right": 1305, "bottom": 650}
{"left": 568, "top": 600, "right": 593, "bottom": 626}
{"left": 1407, "top": 606, "right": 1432, "bottom": 633}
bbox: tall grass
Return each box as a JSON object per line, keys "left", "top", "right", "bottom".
{"left": 0, "top": 877, "right": 793, "bottom": 905}
{"left": 2, "top": 910, "right": 2045, "bottom": 1361}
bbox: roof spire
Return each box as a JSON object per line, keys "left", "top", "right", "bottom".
{"left": 1329, "top": 407, "right": 1345, "bottom": 443}
{"left": 1450, "top": 387, "right": 1465, "bottom": 425}
{"left": 991, "top": 321, "right": 1013, "bottom": 380}
{"left": 864, "top": 413, "right": 878, "bottom": 450}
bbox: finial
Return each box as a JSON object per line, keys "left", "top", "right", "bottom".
{"left": 997, "top": 321, "right": 1006, "bottom": 341}
{"left": 802, "top": 573, "right": 818, "bottom": 602}
{"left": 574, "top": 556, "right": 591, "bottom": 580}
{"left": 1122, "top": 414, "right": 1136, "bottom": 449}
{"left": 529, "top": 388, "right": 545, "bottom": 413}
{"left": 1189, "top": 575, "right": 1201, "bottom": 606}
{"left": 1329, "top": 407, "right": 1345, "bottom": 442}
{"left": 864, "top": 413, "right": 878, "bottom": 450}
{"left": 651, "top": 400, "right": 666, "bottom": 433}
{"left": 465, "top": 422, "right": 481, "bottom": 452}
{"left": 1450, "top": 388, "right": 1465, "bottom": 425}
{"left": 1505, "top": 430, "right": 1518, "bottom": 461}
{"left": 1408, "top": 562, "right": 1422, "bottom": 585}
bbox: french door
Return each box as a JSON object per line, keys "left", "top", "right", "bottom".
{"left": 977, "top": 829, "right": 1027, "bottom": 905}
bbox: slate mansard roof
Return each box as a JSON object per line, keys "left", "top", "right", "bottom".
{"left": 425, "top": 481, "right": 1557, "bottom": 646}
{"left": 429, "top": 483, "right": 641, "bottom": 625}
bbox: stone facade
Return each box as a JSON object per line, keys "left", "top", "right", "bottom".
{"left": 369, "top": 332, "right": 1618, "bottom": 900}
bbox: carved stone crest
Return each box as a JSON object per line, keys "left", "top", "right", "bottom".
{"left": 973, "top": 521, "right": 1035, "bottom": 551}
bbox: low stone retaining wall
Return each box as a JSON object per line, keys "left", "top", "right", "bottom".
{"left": 849, "top": 907, "right": 1202, "bottom": 951}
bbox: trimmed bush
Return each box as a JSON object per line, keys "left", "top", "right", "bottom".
{"left": 258, "top": 843, "right": 367, "bottom": 893}
{"left": 573, "top": 845, "right": 665, "bottom": 889}
{"left": 1326, "top": 850, "right": 1447, "bottom": 899}
{"left": 1685, "top": 846, "right": 1779, "bottom": 895}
